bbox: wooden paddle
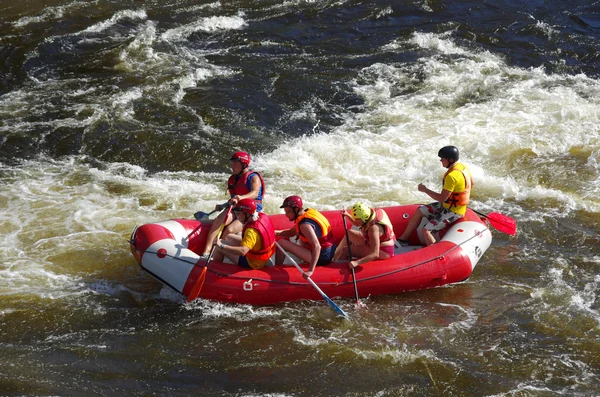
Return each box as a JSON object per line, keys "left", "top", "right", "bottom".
{"left": 472, "top": 209, "right": 517, "bottom": 236}
{"left": 275, "top": 242, "right": 349, "bottom": 319}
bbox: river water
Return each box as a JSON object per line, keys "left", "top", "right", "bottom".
{"left": 1, "top": 0, "right": 599, "bottom": 395}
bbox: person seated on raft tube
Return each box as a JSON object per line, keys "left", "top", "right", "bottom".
{"left": 332, "top": 202, "right": 396, "bottom": 269}
{"left": 212, "top": 198, "right": 276, "bottom": 270}
{"left": 199, "top": 151, "right": 266, "bottom": 260}
{"left": 396, "top": 145, "right": 473, "bottom": 247}
{"left": 274, "top": 195, "right": 337, "bottom": 279}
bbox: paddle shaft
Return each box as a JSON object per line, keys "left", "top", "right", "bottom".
{"left": 275, "top": 242, "right": 349, "bottom": 319}
{"left": 342, "top": 213, "right": 361, "bottom": 305}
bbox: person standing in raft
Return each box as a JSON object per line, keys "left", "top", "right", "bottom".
{"left": 212, "top": 198, "right": 276, "bottom": 269}
{"left": 199, "top": 151, "right": 266, "bottom": 260}
{"left": 274, "top": 195, "right": 337, "bottom": 279}
{"left": 396, "top": 145, "right": 473, "bottom": 247}
{"left": 332, "top": 202, "right": 396, "bottom": 269}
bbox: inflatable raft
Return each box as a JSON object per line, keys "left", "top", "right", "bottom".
{"left": 129, "top": 205, "right": 492, "bottom": 305}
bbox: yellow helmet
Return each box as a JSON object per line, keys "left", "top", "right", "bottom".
{"left": 350, "top": 202, "right": 372, "bottom": 223}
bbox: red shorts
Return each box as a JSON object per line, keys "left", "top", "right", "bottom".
{"left": 380, "top": 244, "right": 395, "bottom": 258}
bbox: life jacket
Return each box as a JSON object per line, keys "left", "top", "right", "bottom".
{"left": 294, "top": 208, "right": 335, "bottom": 249}
{"left": 361, "top": 208, "right": 395, "bottom": 245}
{"left": 242, "top": 212, "right": 276, "bottom": 261}
{"left": 443, "top": 162, "right": 473, "bottom": 208}
{"left": 227, "top": 170, "right": 266, "bottom": 209}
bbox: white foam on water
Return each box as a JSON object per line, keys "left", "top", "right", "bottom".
{"left": 82, "top": 9, "right": 147, "bottom": 34}
{"left": 12, "top": 1, "right": 97, "bottom": 29}
{"left": 528, "top": 256, "right": 600, "bottom": 328}
{"left": 13, "top": 7, "right": 66, "bottom": 28}
{"left": 0, "top": 157, "right": 228, "bottom": 299}
{"left": 109, "top": 88, "right": 143, "bottom": 121}
{"left": 436, "top": 302, "right": 479, "bottom": 333}
{"left": 115, "top": 21, "right": 234, "bottom": 106}
{"left": 184, "top": 296, "right": 280, "bottom": 320}
{"left": 349, "top": 345, "right": 438, "bottom": 365}
{"left": 160, "top": 12, "right": 247, "bottom": 42}
{"left": 258, "top": 31, "right": 600, "bottom": 219}
{"left": 172, "top": 1, "right": 222, "bottom": 15}
{"left": 488, "top": 384, "right": 555, "bottom": 397}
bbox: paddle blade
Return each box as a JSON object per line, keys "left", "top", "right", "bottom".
{"left": 186, "top": 267, "right": 207, "bottom": 302}
{"left": 324, "top": 295, "right": 350, "bottom": 319}
{"left": 486, "top": 212, "right": 517, "bottom": 236}
{"left": 193, "top": 211, "right": 209, "bottom": 220}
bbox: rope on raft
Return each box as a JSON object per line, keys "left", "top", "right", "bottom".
{"left": 128, "top": 226, "right": 489, "bottom": 288}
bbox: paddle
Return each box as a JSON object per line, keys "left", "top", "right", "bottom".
{"left": 342, "top": 211, "right": 363, "bottom": 307}
{"left": 275, "top": 242, "right": 349, "bottom": 319}
{"left": 186, "top": 205, "right": 233, "bottom": 302}
{"left": 472, "top": 209, "right": 517, "bottom": 236}
{"left": 193, "top": 202, "right": 229, "bottom": 220}
{"left": 186, "top": 202, "right": 230, "bottom": 241}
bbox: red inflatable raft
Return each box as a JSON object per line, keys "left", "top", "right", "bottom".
{"left": 129, "top": 205, "right": 492, "bottom": 305}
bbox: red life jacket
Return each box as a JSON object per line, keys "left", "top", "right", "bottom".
{"left": 443, "top": 163, "right": 473, "bottom": 208}
{"left": 227, "top": 170, "right": 266, "bottom": 208}
{"left": 242, "top": 212, "right": 276, "bottom": 261}
{"left": 361, "top": 208, "right": 395, "bottom": 245}
{"left": 294, "top": 208, "right": 335, "bottom": 249}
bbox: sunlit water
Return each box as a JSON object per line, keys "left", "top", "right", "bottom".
{"left": 1, "top": 0, "right": 599, "bottom": 395}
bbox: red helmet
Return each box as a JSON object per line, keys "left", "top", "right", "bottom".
{"left": 280, "top": 195, "right": 303, "bottom": 209}
{"left": 230, "top": 151, "right": 251, "bottom": 168}
{"left": 234, "top": 198, "right": 256, "bottom": 214}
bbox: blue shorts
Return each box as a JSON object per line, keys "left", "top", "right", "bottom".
{"left": 238, "top": 256, "right": 252, "bottom": 269}
{"left": 316, "top": 244, "right": 336, "bottom": 266}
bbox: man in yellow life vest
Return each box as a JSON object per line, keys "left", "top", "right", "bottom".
{"left": 275, "top": 196, "right": 336, "bottom": 279}
{"left": 397, "top": 146, "right": 473, "bottom": 247}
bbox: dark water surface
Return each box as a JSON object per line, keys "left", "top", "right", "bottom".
{"left": 1, "top": 0, "right": 599, "bottom": 395}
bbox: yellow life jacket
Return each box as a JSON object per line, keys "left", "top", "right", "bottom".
{"left": 443, "top": 162, "right": 473, "bottom": 208}
{"left": 294, "top": 208, "right": 335, "bottom": 249}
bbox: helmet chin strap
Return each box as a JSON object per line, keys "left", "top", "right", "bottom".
{"left": 285, "top": 207, "right": 299, "bottom": 221}
{"left": 442, "top": 158, "right": 456, "bottom": 168}
{"left": 235, "top": 163, "right": 248, "bottom": 176}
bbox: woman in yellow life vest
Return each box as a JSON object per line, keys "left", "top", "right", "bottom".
{"left": 275, "top": 196, "right": 336, "bottom": 279}
{"left": 333, "top": 202, "right": 396, "bottom": 269}
{"left": 397, "top": 146, "right": 473, "bottom": 247}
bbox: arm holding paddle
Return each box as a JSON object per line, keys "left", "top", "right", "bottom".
{"left": 275, "top": 224, "right": 322, "bottom": 279}
{"left": 298, "top": 223, "right": 322, "bottom": 279}
{"left": 194, "top": 201, "right": 229, "bottom": 220}
{"left": 275, "top": 227, "right": 296, "bottom": 238}
{"left": 186, "top": 205, "right": 233, "bottom": 302}
{"left": 214, "top": 237, "right": 249, "bottom": 257}
{"left": 276, "top": 196, "right": 337, "bottom": 279}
